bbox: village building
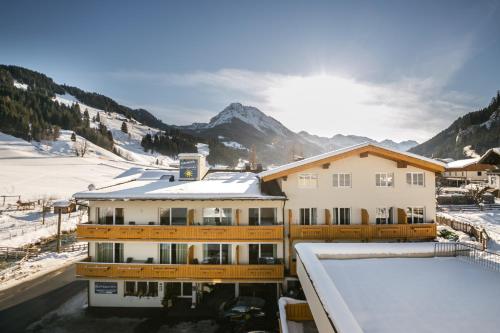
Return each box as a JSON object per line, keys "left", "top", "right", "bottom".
{"left": 478, "top": 148, "right": 500, "bottom": 196}
{"left": 442, "top": 158, "right": 494, "bottom": 186}
{"left": 73, "top": 143, "right": 445, "bottom": 308}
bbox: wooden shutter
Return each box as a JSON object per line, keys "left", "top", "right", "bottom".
{"left": 361, "top": 209, "right": 369, "bottom": 225}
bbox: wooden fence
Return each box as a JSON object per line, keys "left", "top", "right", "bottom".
{"left": 436, "top": 216, "right": 489, "bottom": 250}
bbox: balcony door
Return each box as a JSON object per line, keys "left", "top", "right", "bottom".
{"left": 96, "top": 208, "right": 124, "bottom": 225}
{"left": 249, "top": 208, "right": 277, "bottom": 225}
{"left": 249, "top": 244, "right": 277, "bottom": 264}
{"left": 159, "top": 244, "right": 188, "bottom": 264}
{"left": 159, "top": 208, "right": 187, "bottom": 225}
{"left": 203, "top": 208, "right": 232, "bottom": 225}
{"left": 203, "top": 244, "right": 231, "bottom": 264}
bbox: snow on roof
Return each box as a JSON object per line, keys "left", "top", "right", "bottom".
{"left": 259, "top": 142, "right": 445, "bottom": 179}
{"left": 295, "top": 243, "right": 500, "bottom": 333}
{"left": 446, "top": 157, "right": 480, "bottom": 169}
{"left": 73, "top": 169, "right": 285, "bottom": 200}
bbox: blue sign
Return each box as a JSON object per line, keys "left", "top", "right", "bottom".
{"left": 95, "top": 282, "right": 118, "bottom": 294}
{"left": 180, "top": 159, "right": 198, "bottom": 180}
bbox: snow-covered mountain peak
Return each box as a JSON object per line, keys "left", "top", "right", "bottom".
{"left": 206, "top": 103, "right": 289, "bottom": 136}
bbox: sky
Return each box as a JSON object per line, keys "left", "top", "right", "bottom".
{"left": 1, "top": 0, "right": 500, "bottom": 142}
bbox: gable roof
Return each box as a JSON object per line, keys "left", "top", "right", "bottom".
{"left": 259, "top": 142, "right": 445, "bottom": 182}
{"left": 446, "top": 158, "right": 480, "bottom": 169}
{"left": 478, "top": 148, "right": 500, "bottom": 165}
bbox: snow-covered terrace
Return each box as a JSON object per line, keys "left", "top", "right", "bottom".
{"left": 294, "top": 242, "right": 500, "bottom": 333}
{"left": 74, "top": 169, "right": 285, "bottom": 201}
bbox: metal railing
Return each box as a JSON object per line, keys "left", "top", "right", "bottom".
{"left": 434, "top": 242, "right": 500, "bottom": 272}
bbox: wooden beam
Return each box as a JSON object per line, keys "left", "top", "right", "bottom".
{"left": 188, "top": 245, "right": 194, "bottom": 264}
{"left": 236, "top": 245, "right": 240, "bottom": 264}
{"left": 322, "top": 163, "right": 330, "bottom": 169}
{"left": 397, "top": 208, "right": 407, "bottom": 224}
{"left": 261, "top": 144, "right": 445, "bottom": 182}
{"left": 288, "top": 209, "right": 293, "bottom": 271}
{"left": 397, "top": 161, "right": 408, "bottom": 168}
{"left": 188, "top": 209, "right": 194, "bottom": 225}
{"left": 361, "top": 209, "right": 369, "bottom": 225}
{"left": 324, "top": 209, "right": 331, "bottom": 225}
{"left": 236, "top": 209, "right": 240, "bottom": 226}
{"left": 282, "top": 176, "right": 287, "bottom": 181}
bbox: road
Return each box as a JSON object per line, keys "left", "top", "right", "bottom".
{"left": 0, "top": 263, "right": 86, "bottom": 332}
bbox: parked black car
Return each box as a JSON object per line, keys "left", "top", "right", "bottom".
{"left": 218, "top": 296, "right": 266, "bottom": 322}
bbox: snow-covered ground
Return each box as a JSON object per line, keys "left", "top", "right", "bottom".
{"left": 27, "top": 289, "right": 220, "bottom": 333}
{"left": 0, "top": 131, "right": 143, "bottom": 200}
{"left": 0, "top": 208, "right": 85, "bottom": 248}
{"left": 438, "top": 210, "right": 500, "bottom": 253}
{"left": 0, "top": 249, "right": 86, "bottom": 291}
{"left": 53, "top": 93, "right": 175, "bottom": 166}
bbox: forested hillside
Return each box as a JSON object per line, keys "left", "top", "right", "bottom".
{"left": 410, "top": 92, "right": 500, "bottom": 159}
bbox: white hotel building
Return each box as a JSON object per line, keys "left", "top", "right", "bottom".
{"left": 73, "top": 143, "right": 444, "bottom": 307}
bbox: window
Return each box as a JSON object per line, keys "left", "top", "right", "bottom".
{"left": 124, "top": 281, "right": 158, "bottom": 297}
{"left": 332, "top": 208, "right": 351, "bottom": 225}
{"left": 203, "top": 208, "right": 232, "bottom": 225}
{"left": 406, "top": 172, "right": 424, "bottom": 186}
{"left": 165, "top": 282, "right": 192, "bottom": 298}
{"left": 249, "top": 244, "right": 278, "bottom": 264}
{"left": 376, "top": 173, "right": 394, "bottom": 187}
{"left": 406, "top": 207, "right": 425, "bottom": 224}
{"left": 477, "top": 171, "right": 482, "bottom": 176}
{"left": 203, "top": 244, "right": 231, "bottom": 264}
{"left": 96, "top": 243, "right": 113, "bottom": 262}
{"left": 333, "top": 173, "right": 351, "bottom": 188}
{"left": 96, "top": 207, "right": 124, "bottom": 225}
{"left": 159, "top": 244, "right": 188, "bottom": 264}
{"left": 376, "top": 208, "right": 393, "bottom": 224}
{"left": 249, "top": 208, "right": 277, "bottom": 225}
{"left": 159, "top": 208, "right": 187, "bottom": 225}
{"left": 300, "top": 208, "right": 317, "bottom": 225}
{"left": 298, "top": 174, "right": 318, "bottom": 189}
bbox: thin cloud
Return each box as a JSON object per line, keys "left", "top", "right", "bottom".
{"left": 109, "top": 68, "right": 476, "bottom": 142}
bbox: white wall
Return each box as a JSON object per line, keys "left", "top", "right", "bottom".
{"left": 281, "top": 154, "right": 437, "bottom": 224}
{"left": 89, "top": 200, "right": 284, "bottom": 226}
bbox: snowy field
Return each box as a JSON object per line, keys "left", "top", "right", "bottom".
{"left": 27, "top": 290, "right": 219, "bottom": 333}
{"left": 0, "top": 208, "right": 85, "bottom": 248}
{"left": 438, "top": 210, "right": 500, "bottom": 252}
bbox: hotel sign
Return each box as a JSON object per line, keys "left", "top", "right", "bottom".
{"left": 95, "top": 282, "right": 118, "bottom": 294}
{"left": 180, "top": 159, "right": 198, "bottom": 180}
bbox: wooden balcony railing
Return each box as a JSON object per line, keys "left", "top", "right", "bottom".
{"left": 77, "top": 224, "right": 283, "bottom": 242}
{"left": 285, "top": 303, "right": 314, "bottom": 321}
{"left": 290, "top": 223, "right": 436, "bottom": 241}
{"left": 76, "top": 262, "right": 284, "bottom": 281}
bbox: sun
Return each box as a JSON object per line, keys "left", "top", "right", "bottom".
{"left": 184, "top": 170, "right": 193, "bottom": 178}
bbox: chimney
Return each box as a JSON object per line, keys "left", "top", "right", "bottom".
{"left": 178, "top": 153, "right": 208, "bottom": 181}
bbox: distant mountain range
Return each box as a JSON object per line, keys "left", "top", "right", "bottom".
{"left": 410, "top": 92, "right": 500, "bottom": 159}
{"left": 1, "top": 65, "right": 424, "bottom": 166}
{"left": 179, "top": 102, "right": 419, "bottom": 165}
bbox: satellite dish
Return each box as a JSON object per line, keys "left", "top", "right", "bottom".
{"left": 88, "top": 184, "right": 96, "bottom": 191}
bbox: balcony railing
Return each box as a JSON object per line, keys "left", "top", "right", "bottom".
{"left": 76, "top": 262, "right": 284, "bottom": 281}
{"left": 290, "top": 223, "right": 436, "bottom": 241}
{"left": 285, "top": 303, "right": 314, "bottom": 321}
{"left": 77, "top": 224, "right": 284, "bottom": 242}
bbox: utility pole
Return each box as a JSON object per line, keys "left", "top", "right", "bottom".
{"left": 56, "top": 208, "right": 62, "bottom": 253}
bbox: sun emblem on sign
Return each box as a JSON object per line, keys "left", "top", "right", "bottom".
{"left": 184, "top": 170, "right": 193, "bottom": 178}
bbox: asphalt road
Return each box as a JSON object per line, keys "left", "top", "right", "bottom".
{"left": 0, "top": 263, "right": 86, "bottom": 332}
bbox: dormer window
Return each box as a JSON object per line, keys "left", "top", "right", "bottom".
{"left": 298, "top": 174, "right": 318, "bottom": 189}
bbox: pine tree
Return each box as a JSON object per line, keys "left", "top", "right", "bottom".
{"left": 96, "top": 112, "right": 100, "bottom": 123}
{"left": 71, "top": 132, "right": 76, "bottom": 141}
{"left": 121, "top": 121, "right": 128, "bottom": 134}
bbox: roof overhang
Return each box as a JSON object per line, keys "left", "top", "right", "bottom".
{"left": 260, "top": 143, "right": 445, "bottom": 182}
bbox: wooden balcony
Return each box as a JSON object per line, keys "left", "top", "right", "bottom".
{"left": 285, "top": 303, "right": 314, "bottom": 321}
{"left": 76, "top": 262, "right": 284, "bottom": 281}
{"left": 77, "top": 224, "right": 283, "bottom": 242}
{"left": 290, "top": 223, "right": 436, "bottom": 241}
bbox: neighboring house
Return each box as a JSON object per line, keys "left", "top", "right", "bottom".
{"left": 442, "top": 158, "right": 493, "bottom": 185}
{"left": 479, "top": 148, "right": 500, "bottom": 195}
{"left": 73, "top": 143, "right": 444, "bottom": 308}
